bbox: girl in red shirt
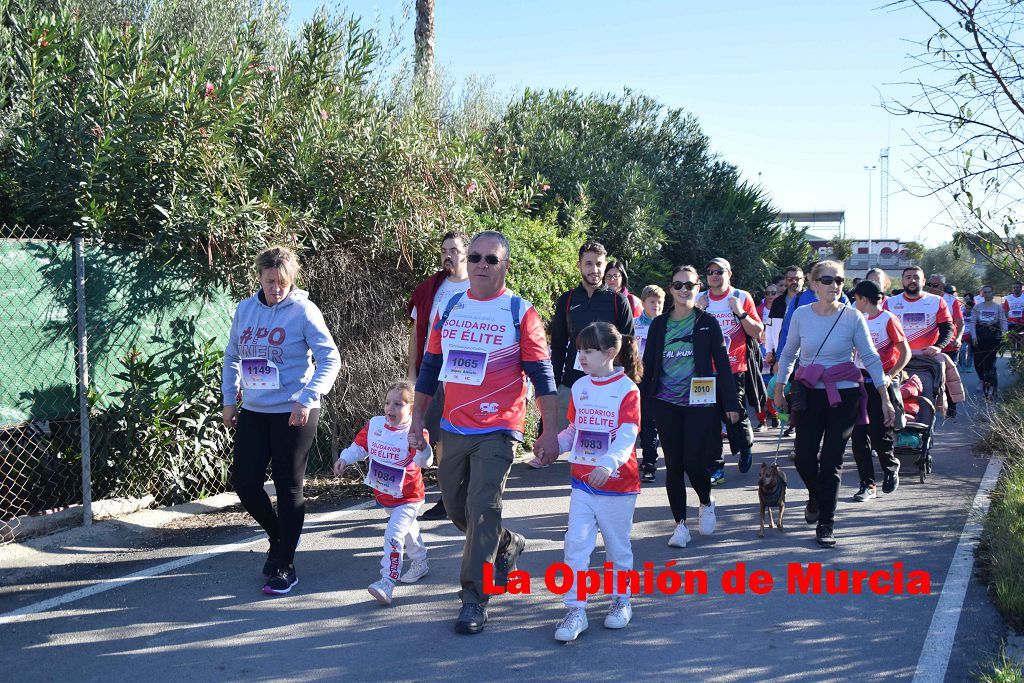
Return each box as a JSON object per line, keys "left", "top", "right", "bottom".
{"left": 335, "top": 381, "right": 433, "bottom": 606}
{"left": 552, "top": 322, "right": 642, "bottom": 642}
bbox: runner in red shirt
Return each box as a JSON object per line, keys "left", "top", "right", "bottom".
{"left": 925, "top": 273, "right": 965, "bottom": 417}
{"left": 410, "top": 230, "right": 559, "bottom": 636}
{"left": 883, "top": 266, "right": 954, "bottom": 356}
{"left": 852, "top": 280, "right": 911, "bottom": 499}
{"left": 696, "top": 257, "right": 764, "bottom": 480}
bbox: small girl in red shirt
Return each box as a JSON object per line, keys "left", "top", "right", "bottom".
{"left": 552, "top": 322, "right": 642, "bottom": 642}
{"left": 334, "top": 380, "right": 433, "bottom": 606}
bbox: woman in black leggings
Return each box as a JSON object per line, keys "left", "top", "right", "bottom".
{"left": 639, "top": 265, "right": 741, "bottom": 548}
{"left": 222, "top": 246, "right": 341, "bottom": 595}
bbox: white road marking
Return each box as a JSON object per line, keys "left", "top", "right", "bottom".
{"left": 0, "top": 500, "right": 376, "bottom": 625}
{"left": 913, "top": 456, "right": 1003, "bottom": 683}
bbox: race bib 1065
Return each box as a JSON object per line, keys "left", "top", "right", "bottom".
{"left": 440, "top": 348, "right": 489, "bottom": 385}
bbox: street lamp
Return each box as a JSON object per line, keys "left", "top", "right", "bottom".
{"left": 864, "top": 164, "right": 877, "bottom": 261}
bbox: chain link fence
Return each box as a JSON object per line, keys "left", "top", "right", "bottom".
{"left": 0, "top": 225, "right": 239, "bottom": 542}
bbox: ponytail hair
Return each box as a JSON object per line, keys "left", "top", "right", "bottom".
{"left": 575, "top": 321, "right": 644, "bottom": 384}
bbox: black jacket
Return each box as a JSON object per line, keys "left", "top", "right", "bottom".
{"left": 638, "top": 308, "right": 742, "bottom": 414}
{"left": 550, "top": 285, "right": 635, "bottom": 387}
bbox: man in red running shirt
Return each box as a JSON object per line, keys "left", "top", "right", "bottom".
{"left": 925, "top": 273, "right": 964, "bottom": 417}
{"left": 885, "top": 266, "right": 954, "bottom": 357}
{"left": 697, "top": 257, "right": 764, "bottom": 481}
{"left": 410, "top": 230, "right": 559, "bottom": 636}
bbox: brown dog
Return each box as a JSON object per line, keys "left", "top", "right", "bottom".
{"left": 758, "top": 462, "right": 787, "bottom": 538}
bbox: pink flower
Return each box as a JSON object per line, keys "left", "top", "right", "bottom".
{"left": 541, "top": 184, "right": 550, "bottom": 192}
{"left": 267, "top": 65, "right": 277, "bottom": 73}
{"left": 320, "top": 109, "right": 329, "bottom": 120}
{"left": 89, "top": 124, "right": 103, "bottom": 138}
{"left": 204, "top": 82, "right": 215, "bottom": 98}
{"left": 465, "top": 181, "right": 478, "bottom": 195}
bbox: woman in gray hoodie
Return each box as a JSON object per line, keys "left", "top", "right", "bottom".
{"left": 222, "top": 246, "right": 341, "bottom": 595}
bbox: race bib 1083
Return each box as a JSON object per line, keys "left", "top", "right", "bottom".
{"left": 569, "top": 429, "right": 610, "bottom": 465}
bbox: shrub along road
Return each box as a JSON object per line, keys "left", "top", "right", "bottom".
{"left": 0, "top": 364, "right": 1008, "bottom": 681}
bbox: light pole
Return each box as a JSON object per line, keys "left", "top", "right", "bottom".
{"left": 864, "top": 164, "right": 877, "bottom": 261}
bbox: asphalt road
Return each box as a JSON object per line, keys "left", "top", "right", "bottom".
{"left": 0, "top": 361, "right": 1010, "bottom": 682}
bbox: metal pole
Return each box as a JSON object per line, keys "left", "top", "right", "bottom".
{"left": 74, "top": 237, "right": 92, "bottom": 526}
{"left": 864, "top": 164, "right": 877, "bottom": 261}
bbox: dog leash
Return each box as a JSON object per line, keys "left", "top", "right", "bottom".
{"left": 771, "top": 410, "right": 791, "bottom": 466}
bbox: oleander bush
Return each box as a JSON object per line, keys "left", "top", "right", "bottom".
{"left": 0, "top": 0, "right": 799, "bottom": 508}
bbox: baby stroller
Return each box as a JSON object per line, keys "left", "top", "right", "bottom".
{"left": 893, "top": 356, "right": 943, "bottom": 484}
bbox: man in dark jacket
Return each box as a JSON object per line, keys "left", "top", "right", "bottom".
{"left": 539, "top": 242, "right": 635, "bottom": 468}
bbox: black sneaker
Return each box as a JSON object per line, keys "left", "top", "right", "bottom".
{"left": 882, "top": 467, "right": 900, "bottom": 494}
{"left": 263, "top": 564, "right": 298, "bottom": 595}
{"left": 262, "top": 539, "right": 282, "bottom": 578}
{"left": 852, "top": 483, "right": 876, "bottom": 502}
{"left": 454, "top": 602, "right": 488, "bottom": 634}
{"left": 816, "top": 524, "right": 836, "bottom": 548}
{"left": 641, "top": 464, "right": 657, "bottom": 483}
{"left": 494, "top": 531, "right": 526, "bottom": 586}
{"left": 804, "top": 498, "right": 819, "bottom": 524}
{"left": 783, "top": 426, "right": 795, "bottom": 437}
{"left": 420, "top": 499, "right": 448, "bottom": 521}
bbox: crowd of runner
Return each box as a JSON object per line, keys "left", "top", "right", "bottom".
{"left": 219, "top": 234, "right": 1017, "bottom": 642}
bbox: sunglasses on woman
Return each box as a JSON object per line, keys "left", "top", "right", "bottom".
{"left": 817, "top": 275, "right": 844, "bottom": 286}
{"left": 468, "top": 253, "right": 504, "bottom": 265}
{"left": 671, "top": 280, "right": 699, "bottom": 291}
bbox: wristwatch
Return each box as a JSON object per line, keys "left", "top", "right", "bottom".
{"left": 737, "top": 312, "right": 748, "bottom": 320}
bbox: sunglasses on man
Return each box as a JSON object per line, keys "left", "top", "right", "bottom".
{"left": 706, "top": 269, "right": 725, "bottom": 276}
{"left": 468, "top": 253, "right": 506, "bottom": 265}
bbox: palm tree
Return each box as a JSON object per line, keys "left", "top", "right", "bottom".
{"left": 414, "top": 0, "right": 435, "bottom": 88}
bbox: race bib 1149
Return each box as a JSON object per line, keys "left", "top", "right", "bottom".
{"left": 241, "top": 358, "right": 280, "bottom": 390}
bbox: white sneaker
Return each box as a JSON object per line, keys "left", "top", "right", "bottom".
{"left": 603, "top": 597, "right": 632, "bottom": 629}
{"left": 667, "top": 521, "right": 691, "bottom": 548}
{"left": 399, "top": 559, "right": 429, "bottom": 584}
{"left": 368, "top": 578, "right": 395, "bottom": 606}
{"left": 554, "top": 607, "right": 588, "bottom": 642}
{"left": 528, "top": 456, "right": 549, "bottom": 469}
{"left": 699, "top": 498, "right": 717, "bottom": 536}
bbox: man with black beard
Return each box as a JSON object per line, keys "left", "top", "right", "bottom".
{"left": 406, "top": 231, "right": 470, "bottom": 520}
{"left": 884, "top": 266, "right": 954, "bottom": 359}
{"left": 536, "top": 242, "right": 635, "bottom": 468}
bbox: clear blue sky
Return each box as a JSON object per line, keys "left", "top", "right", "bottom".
{"left": 290, "top": 0, "right": 952, "bottom": 245}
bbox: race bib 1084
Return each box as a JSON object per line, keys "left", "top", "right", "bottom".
{"left": 365, "top": 459, "right": 406, "bottom": 497}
